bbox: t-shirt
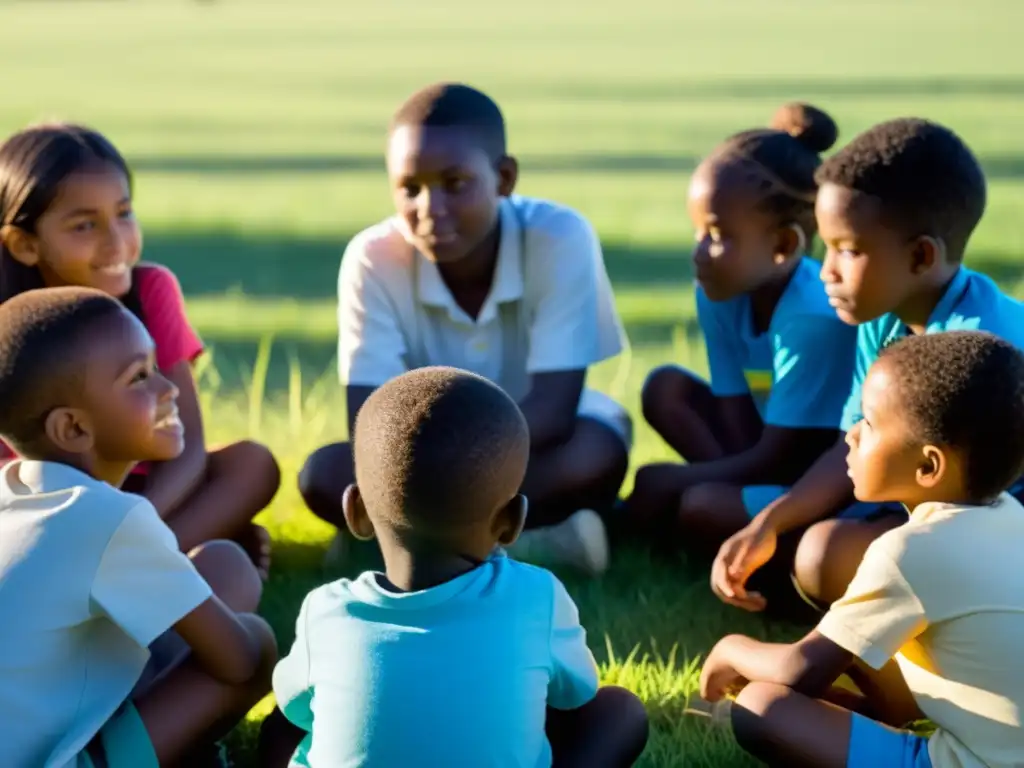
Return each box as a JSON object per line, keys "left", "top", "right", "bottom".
{"left": 0, "top": 264, "right": 204, "bottom": 468}
{"left": 273, "top": 552, "right": 599, "bottom": 768}
{"left": 841, "top": 267, "right": 1024, "bottom": 431}
{"left": 336, "top": 195, "right": 626, "bottom": 401}
{"left": 0, "top": 460, "right": 212, "bottom": 767}
{"left": 697, "top": 256, "right": 858, "bottom": 428}
{"left": 818, "top": 494, "right": 1024, "bottom": 768}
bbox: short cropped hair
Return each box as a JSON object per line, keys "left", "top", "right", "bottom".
{"left": 353, "top": 366, "right": 529, "bottom": 532}
{"left": 816, "top": 118, "right": 986, "bottom": 260}
{"left": 0, "top": 286, "right": 126, "bottom": 450}
{"left": 880, "top": 331, "right": 1024, "bottom": 501}
{"left": 390, "top": 83, "right": 507, "bottom": 160}
{"left": 708, "top": 102, "right": 839, "bottom": 237}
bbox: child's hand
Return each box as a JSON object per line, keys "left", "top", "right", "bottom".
{"left": 710, "top": 522, "right": 775, "bottom": 611}
{"left": 699, "top": 636, "right": 748, "bottom": 702}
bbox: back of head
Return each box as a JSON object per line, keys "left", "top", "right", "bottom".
{"left": 353, "top": 366, "right": 529, "bottom": 532}
{"left": 710, "top": 102, "right": 839, "bottom": 237}
{"left": 881, "top": 331, "right": 1024, "bottom": 501}
{"left": 0, "top": 123, "right": 131, "bottom": 302}
{"left": 390, "top": 83, "right": 507, "bottom": 160}
{"left": 815, "top": 118, "right": 986, "bottom": 260}
{"left": 0, "top": 286, "right": 126, "bottom": 453}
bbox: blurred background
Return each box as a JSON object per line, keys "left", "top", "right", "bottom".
{"left": 3, "top": 1, "right": 1020, "bottom": 763}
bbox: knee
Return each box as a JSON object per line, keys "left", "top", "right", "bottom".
{"left": 594, "top": 686, "right": 650, "bottom": 760}
{"left": 564, "top": 420, "right": 630, "bottom": 498}
{"left": 297, "top": 443, "right": 349, "bottom": 503}
{"left": 230, "top": 439, "right": 282, "bottom": 501}
{"left": 732, "top": 682, "right": 791, "bottom": 750}
{"left": 678, "top": 482, "right": 722, "bottom": 525}
{"left": 190, "top": 539, "right": 263, "bottom": 612}
{"left": 640, "top": 364, "right": 692, "bottom": 425}
{"left": 792, "top": 520, "right": 844, "bottom": 605}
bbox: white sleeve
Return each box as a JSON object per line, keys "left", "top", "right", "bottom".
{"left": 90, "top": 500, "right": 212, "bottom": 647}
{"left": 525, "top": 211, "right": 625, "bottom": 373}
{"left": 337, "top": 235, "right": 409, "bottom": 387}
{"left": 547, "top": 576, "right": 599, "bottom": 710}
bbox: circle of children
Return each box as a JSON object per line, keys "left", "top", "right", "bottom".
{"left": 1, "top": 81, "right": 1023, "bottom": 768}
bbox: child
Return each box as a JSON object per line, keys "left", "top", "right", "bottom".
{"left": 699, "top": 330, "right": 1024, "bottom": 768}
{"left": 299, "top": 83, "right": 631, "bottom": 576}
{"left": 629, "top": 104, "right": 858, "bottom": 569}
{"left": 260, "top": 367, "right": 649, "bottom": 767}
{"left": 0, "top": 287, "right": 277, "bottom": 767}
{"left": 710, "top": 117, "right": 1024, "bottom": 615}
{"left": 0, "top": 122, "right": 280, "bottom": 577}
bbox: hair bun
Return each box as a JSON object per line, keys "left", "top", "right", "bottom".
{"left": 770, "top": 102, "right": 838, "bottom": 154}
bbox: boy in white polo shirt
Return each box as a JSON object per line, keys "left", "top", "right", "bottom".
{"left": 698, "top": 331, "right": 1024, "bottom": 768}
{"left": 0, "top": 287, "right": 276, "bottom": 768}
{"left": 299, "top": 82, "right": 631, "bottom": 576}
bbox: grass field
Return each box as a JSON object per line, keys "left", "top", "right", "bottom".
{"left": 3, "top": 0, "right": 1024, "bottom": 764}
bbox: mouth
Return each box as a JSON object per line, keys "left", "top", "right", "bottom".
{"left": 154, "top": 409, "right": 183, "bottom": 434}
{"left": 420, "top": 232, "right": 458, "bottom": 246}
{"left": 94, "top": 263, "right": 130, "bottom": 278}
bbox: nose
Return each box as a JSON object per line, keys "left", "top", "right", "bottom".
{"left": 416, "top": 185, "right": 448, "bottom": 221}
{"left": 157, "top": 372, "right": 180, "bottom": 403}
{"left": 102, "top": 220, "right": 124, "bottom": 256}
{"left": 691, "top": 237, "right": 711, "bottom": 268}
{"left": 845, "top": 422, "right": 859, "bottom": 447}
{"left": 820, "top": 248, "right": 839, "bottom": 284}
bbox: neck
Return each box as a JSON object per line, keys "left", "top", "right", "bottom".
{"left": 896, "top": 267, "right": 960, "bottom": 334}
{"left": 380, "top": 546, "right": 480, "bottom": 593}
{"left": 436, "top": 221, "right": 501, "bottom": 292}
{"left": 35, "top": 451, "right": 134, "bottom": 489}
{"left": 750, "top": 260, "right": 800, "bottom": 333}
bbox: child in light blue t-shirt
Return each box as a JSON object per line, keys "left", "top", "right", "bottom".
{"left": 628, "top": 103, "right": 858, "bottom": 606}
{"left": 259, "top": 367, "right": 649, "bottom": 768}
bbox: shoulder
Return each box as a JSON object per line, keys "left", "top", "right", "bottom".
{"left": 514, "top": 196, "right": 600, "bottom": 263}
{"left": 339, "top": 219, "right": 416, "bottom": 288}
{"left": 962, "top": 269, "right": 1024, "bottom": 347}
{"left": 133, "top": 262, "right": 184, "bottom": 300}
{"left": 489, "top": 556, "right": 565, "bottom": 607}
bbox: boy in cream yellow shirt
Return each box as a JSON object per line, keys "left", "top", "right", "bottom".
{"left": 699, "top": 330, "right": 1024, "bottom": 768}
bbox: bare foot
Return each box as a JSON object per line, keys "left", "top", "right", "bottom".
{"left": 237, "top": 524, "right": 272, "bottom": 580}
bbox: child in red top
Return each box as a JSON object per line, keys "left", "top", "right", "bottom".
{"left": 0, "top": 122, "right": 280, "bottom": 577}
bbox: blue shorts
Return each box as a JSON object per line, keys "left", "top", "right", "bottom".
{"left": 848, "top": 713, "right": 932, "bottom": 768}
{"left": 741, "top": 485, "right": 884, "bottom": 520}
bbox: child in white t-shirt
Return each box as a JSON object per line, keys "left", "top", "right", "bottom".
{"left": 699, "top": 331, "right": 1024, "bottom": 768}
{"left": 0, "top": 287, "right": 277, "bottom": 768}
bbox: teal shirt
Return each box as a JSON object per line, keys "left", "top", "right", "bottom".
{"left": 697, "top": 256, "right": 859, "bottom": 428}
{"left": 273, "top": 552, "right": 599, "bottom": 768}
{"left": 841, "top": 267, "right": 1024, "bottom": 431}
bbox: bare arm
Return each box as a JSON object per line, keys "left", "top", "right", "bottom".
{"left": 701, "top": 630, "right": 855, "bottom": 702}
{"left": 174, "top": 597, "right": 265, "bottom": 684}
{"left": 345, "top": 385, "right": 376, "bottom": 438}
{"left": 517, "top": 370, "right": 586, "bottom": 450}
{"left": 141, "top": 362, "right": 208, "bottom": 522}
{"left": 755, "top": 440, "right": 854, "bottom": 534}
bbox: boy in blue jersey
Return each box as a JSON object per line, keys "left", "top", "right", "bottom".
{"left": 710, "top": 116, "right": 1024, "bottom": 614}
{"left": 259, "top": 367, "right": 649, "bottom": 768}
{"left": 632, "top": 104, "right": 858, "bottom": 592}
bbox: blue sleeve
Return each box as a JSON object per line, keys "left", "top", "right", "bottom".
{"left": 697, "top": 289, "right": 749, "bottom": 397}
{"left": 548, "top": 577, "right": 599, "bottom": 710}
{"left": 273, "top": 592, "right": 315, "bottom": 733}
{"left": 765, "top": 315, "right": 858, "bottom": 429}
{"left": 840, "top": 323, "right": 884, "bottom": 432}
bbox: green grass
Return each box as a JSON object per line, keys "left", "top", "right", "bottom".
{"left": 3, "top": 0, "right": 1024, "bottom": 764}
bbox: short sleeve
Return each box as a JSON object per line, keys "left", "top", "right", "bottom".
{"left": 135, "top": 265, "right": 204, "bottom": 373}
{"left": 697, "top": 289, "right": 749, "bottom": 397}
{"left": 816, "top": 538, "right": 927, "bottom": 670}
{"left": 273, "top": 591, "right": 316, "bottom": 732}
{"left": 547, "top": 577, "right": 599, "bottom": 710}
{"left": 840, "top": 322, "right": 885, "bottom": 432}
{"left": 90, "top": 500, "right": 213, "bottom": 647}
{"left": 765, "top": 316, "right": 857, "bottom": 428}
{"left": 524, "top": 211, "right": 625, "bottom": 373}
{"left": 337, "top": 236, "right": 409, "bottom": 387}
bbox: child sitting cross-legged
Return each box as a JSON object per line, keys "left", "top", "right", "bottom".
{"left": 0, "top": 287, "right": 277, "bottom": 768}
{"left": 698, "top": 330, "right": 1024, "bottom": 768}
{"left": 259, "top": 366, "right": 649, "bottom": 768}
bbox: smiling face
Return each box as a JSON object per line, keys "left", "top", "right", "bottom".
{"left": 386, "top": 124, "right": 516, "bottom": 265}
{"left": 10, "top": 165, "right": 141, "bottom": 297}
